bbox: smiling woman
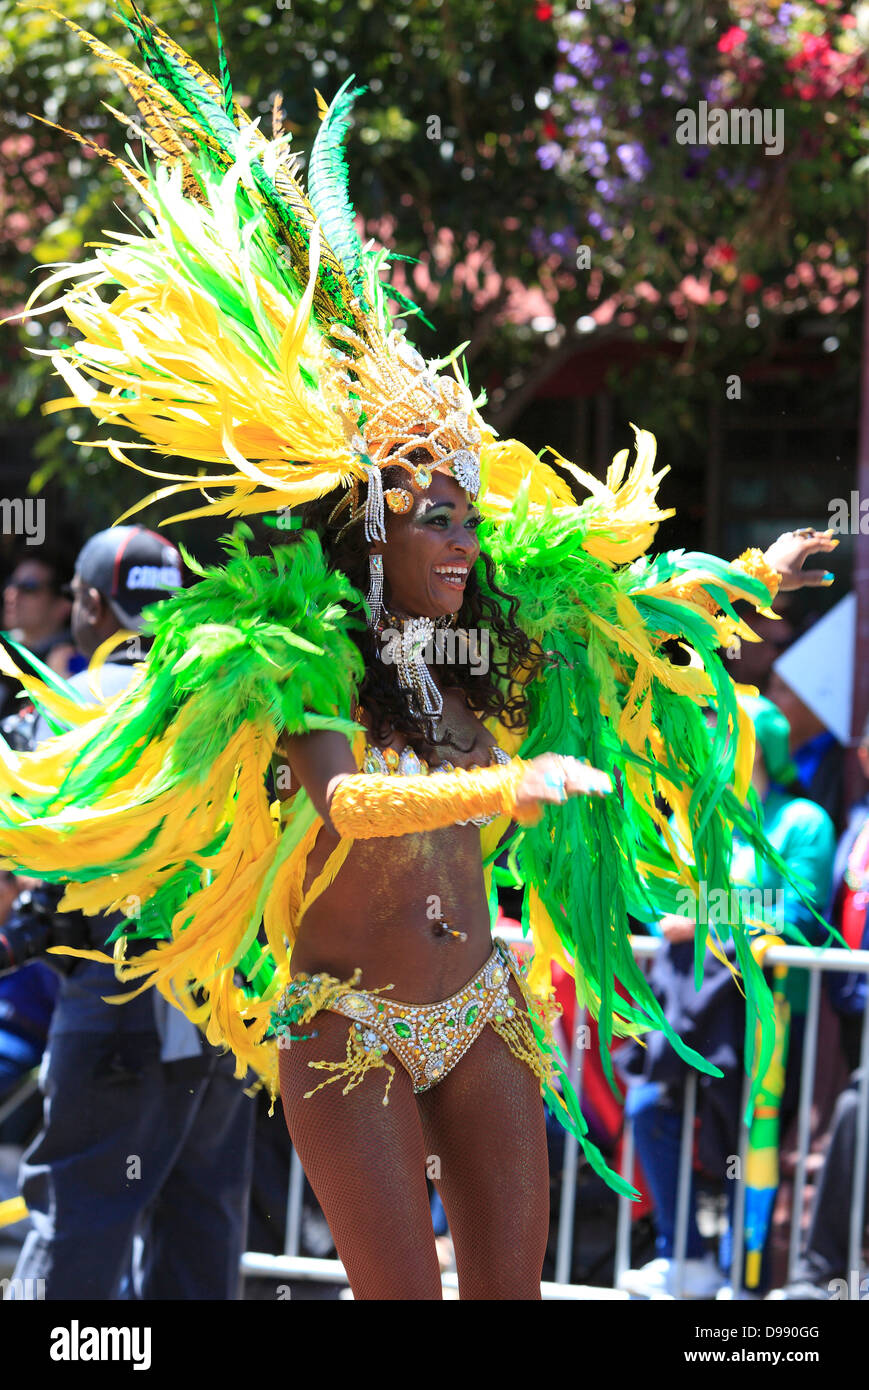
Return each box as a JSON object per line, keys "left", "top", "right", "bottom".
{"left": 269, "top": 453, "right": 622, "bottom": 1299}
{"left": 288, "top": 462, "right": 541, "bottom": 757}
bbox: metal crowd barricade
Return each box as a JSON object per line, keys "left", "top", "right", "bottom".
{"left": 240, "top": 934, "right": 869, "bottom": 1299}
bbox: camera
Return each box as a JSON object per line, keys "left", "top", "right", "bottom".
{"left": 0, "top": 882, "right": 91, "bottom": 975}
{"left": 0, "top": 705, "right": 41, "bottom": 753}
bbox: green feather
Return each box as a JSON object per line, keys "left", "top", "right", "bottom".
{"left": 212, "top": 0, "right": 234, "bottom": 122}
{"left": 307, "top": 77, "right": 367, "bottom": 297}
{"left": 121, "top": 3, "right": 241, "bottom": 159}
{"left": 0, "top": 631, "right": 90, "bottom": 724}
{"left": 485, "top": 501, "right": 835, "bottom": 1117}
{"left": 0, "top": 526, "right": 365, "bottom": 873}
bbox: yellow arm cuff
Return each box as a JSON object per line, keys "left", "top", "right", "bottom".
{"left": 733, "top": 548, "right": 782, "bottom": 603}
{"left": 329, "top": 760, "right": 535, "bottom": 839}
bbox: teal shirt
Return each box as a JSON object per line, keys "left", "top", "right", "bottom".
{"left": 729, "top": 789, "right": 835, "bottom": 1014}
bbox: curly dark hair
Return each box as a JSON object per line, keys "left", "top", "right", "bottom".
{"left": 272, "top": 465, "right": 545, "bottom": 754}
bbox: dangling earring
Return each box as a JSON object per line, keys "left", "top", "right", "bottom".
{"left": 363, "top": 463, "right": 386, "bottom": 544}
{"left": 395, "top": 617, "right": 442, "bottom": 735}
{"left": 366, "top": 553, "right": 384, "bottom": 629}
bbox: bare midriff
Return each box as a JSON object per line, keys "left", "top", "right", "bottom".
{"left": 285, "top": 688, "right": 505, "bottom": 1003}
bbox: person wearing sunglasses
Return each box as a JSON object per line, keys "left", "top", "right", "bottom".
{"left": 2, "top": 554, "right": 79, "bottom": 710}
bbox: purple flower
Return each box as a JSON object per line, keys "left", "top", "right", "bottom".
{"left": 567, "top": 42, "right": 598, "bottom": 78}
{"left": 592, "top": 76, "right": 610, "bottom": 90}
{"left": 597, "top": 175, "right": 627, "bottom": 203}
{"left": 639, "top": 72, "right": 653, "bottom": 85}
{"left": 537, "top": 142, "right": 563, "bottom": 170}
{"left": 615, "top": 141, "right": 650, "bottom": 181}
{"left": 554, "top": 72, "right": 578, "bottom": 91}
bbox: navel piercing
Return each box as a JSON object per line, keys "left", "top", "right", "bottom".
{"left": 432, "top": 918, "right": 467, "bottom": 942}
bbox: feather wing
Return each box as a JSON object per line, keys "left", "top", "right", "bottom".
{"left": 0, "top": 528, "right": 364, "bottom": 1087}
{"left": 485, "top": 430, "right": 827, "bottom": 1112}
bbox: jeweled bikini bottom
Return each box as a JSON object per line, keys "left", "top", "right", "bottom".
{"left": 270, "top": 939, "right": 558, "bottom": 1105}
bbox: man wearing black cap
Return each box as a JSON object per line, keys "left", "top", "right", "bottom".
{"left": 10, "top": 527, "right": 256, "bottom": 1300}
{"left": 29, "top": 526, "right": 185, "bottom": 733}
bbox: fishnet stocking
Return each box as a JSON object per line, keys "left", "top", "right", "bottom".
{"left": 278, "top": 978, "right": 549, "bottom": 1300}
{"left": 279, "top": 1008, "right": 442, "bottom": 1300}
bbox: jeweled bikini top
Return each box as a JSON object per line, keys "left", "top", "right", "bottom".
{"left": 361, "top": 742, "right": 511, "bottom": 827}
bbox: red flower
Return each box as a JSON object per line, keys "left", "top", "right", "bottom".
{"left": 535, "top": 2, "right": 553, "bottom": 19}
{"left": 802, "top": 34, "right": 831, "bottom": 62}
{"left": 741, "top": 273, "right": 762, "bottom": 293}
{"left": 718, "top": 26, "right": 747, "bottom": 54}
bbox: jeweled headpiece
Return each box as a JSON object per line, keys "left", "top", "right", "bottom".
{"left": 320, "top": 324, "right": 482, "bottom": 541}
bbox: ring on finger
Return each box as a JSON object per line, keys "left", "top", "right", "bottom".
{"left": 543, "top": 770, "right": 567, "bottom": 801}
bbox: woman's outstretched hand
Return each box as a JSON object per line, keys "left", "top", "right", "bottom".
{"left": 762, "top": 529, "right": 838, "bottom": 592}
{"left": 515, "top": 752, "right": 612, "bottom": 820}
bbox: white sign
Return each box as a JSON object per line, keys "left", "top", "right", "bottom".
{"left": 772, "top": 592, "right": 855, "bottom": 745}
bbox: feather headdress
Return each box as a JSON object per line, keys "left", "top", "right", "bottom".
{"left": 21, "top": 3, "right": 492, "bottom": 542}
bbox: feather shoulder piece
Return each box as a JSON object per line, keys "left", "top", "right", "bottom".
{"left": 483, "top": 428, "right": 825, "bottom": 1111}
{"left": 0, "top": 526, "right": 364, "bottom": 1086}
